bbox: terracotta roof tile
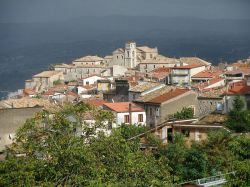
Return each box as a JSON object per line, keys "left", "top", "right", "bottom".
{"left": 179, "top": 57, "right": 211, "bottom": 66}
{"left": 73, "top": 55, "right": 104, "bottom": 62}
{"left": 135, "top": 86, "right": 176, "bottom": 103}
{"left": 103, "top": 102, "right": 144, "bottom": 113}
{"left": 66, "top": 91, "right": 78, "bottom": 97}
{"left": 148, "top": 88, "right": 189, "bottom": 104}
{"left": 192, "top": 77, "right": 225, "bottom": 91}
{"left": 239, "top": 67, "right": 250, "bottom": 75}
{"left": 148, "top": 67, "right": 171, "bottom": 80}
{"left": 23, "top": 89, "right": 36, "bottom": 95}
{"left": 225, "top": 81, "right": 250, "bottom": 95}
{"left": 129, "top": 82, "right": 163, "bottom": 92}
{"left": 42, "top": 90, "right": 56, "bottom": 96}
{"left": 192, "top": 70, "right": 224, "bottom": 78}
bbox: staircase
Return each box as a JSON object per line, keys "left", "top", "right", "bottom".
{"left": 179, "top": 172, "right": 235, "bottom": 187}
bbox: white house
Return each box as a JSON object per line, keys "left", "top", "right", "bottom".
{"left": 103, "top": 102, "right": 146, "bottom": 127}
{"left": 171, "top": 65, "right": 206, "bottom": 86}
{"left": 81, "top": 75, "right": 105, "bottom": 86}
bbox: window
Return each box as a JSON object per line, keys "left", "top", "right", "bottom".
{"left": 138, "top": 114, "right": 143, "bottom": 122}
{"left": 124, "top": 115, "right": 130, "bottom": 123}
{"left": 86, "top": 81, "right": 89, "bottom": 85}
{"left": 150, "top": 108, "right": 153, "bottom": 116}
{"left": 216, "top": 102, "right": 224, "bottom": 111}
{"left": 154, "top": 65, "right": 156, "bottom": 68}
{"left": 117, "top": 56, "right": 119, "bottom": 59}
{"left": 181, "top": 129, "right": 190, "bottom": 137}
{"left": 133, "top": 94, "right": 136, "bottom": 100}
{"left": 150, "top": 54, "right": 153, "bottom": 58}
{"left": 127, "top": 51, "right": 129, "bottom": 57}
{"left": 156, "top": 108, "right": 160, "bottom": 116}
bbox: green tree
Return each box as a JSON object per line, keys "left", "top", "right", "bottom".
{"left": 53, "top": 79, "right": 63, "bottom": 85}
{"left": 0, "top": 104, "right": 172, "bottom": 186}
{"left": 232, "top": 94, "right": 245, "bottom": 111}
{"left": 173, "top": 107, "right": 194, "bottom": 120}
{"left": 227, "top": 94, "right": 250, "bottom": 132}
{"left": 228, "top": 135, "right": 250, "bottom": 186}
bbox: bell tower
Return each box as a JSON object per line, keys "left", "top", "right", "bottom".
{"left": 124, "top": 41, "right": 137, "bottom": 68}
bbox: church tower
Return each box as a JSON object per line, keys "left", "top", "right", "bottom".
{"left": 124, "top": 41, "right": 137, "bottom": 68}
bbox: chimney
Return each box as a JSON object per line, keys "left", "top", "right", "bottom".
{"left": 129, "top": 103, "right": 132, "bottom": 124}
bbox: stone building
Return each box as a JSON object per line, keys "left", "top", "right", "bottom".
{"left": 135, "top": 87, "right": 199, "bottom": 127}
{"left": 128, "top": 82, "right": 165, "bottom": 101}
{"left": 25, "top": 71, "right": 64, "bottom": 92}
{"left": 171, "top": 65, "right": 206, "bottom": 86}
{"left": 138, "top": 55, "right": 178, "bottom": 73}
{"left": 103, "top": 79, "right": 130, "bottom": 102}
{"left": 54, "top": 64, "right": 110, "bottom": 81}
{"left": 111, "top": 41, "right": 159, "bottom": 69}
{"left": 72, "top": 56, "right": 104, "bottom": 66}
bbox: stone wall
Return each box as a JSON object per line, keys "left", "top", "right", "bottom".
{"left": 198, "top": 97, "right": 224, "bottom": 117}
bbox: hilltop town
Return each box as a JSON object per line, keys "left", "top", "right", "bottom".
{"left": 1, "top": 41, "right": 250, "bottom": 149}
{"left": 1, "top": 41, "right": 250, "bottom": 186}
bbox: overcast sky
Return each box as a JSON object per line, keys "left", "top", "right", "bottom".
{"left": 1, "top": 0, "right": 250, "bottom": 22}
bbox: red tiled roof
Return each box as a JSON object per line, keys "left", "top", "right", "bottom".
{"left": 149, "top": 67, "right": 171, "bottom": 80}
{"left": 42, "top": 90, "right": 56, "bottom": 96}
{"left": 239, "top": 67, "right": 250, "bottom": 75}
{"left": 192, "top": 70, "right": 223, "bottom": 78}
{"left": 192, "top": 78, "right": 225, "bottom": 91}
{"left": 80, "top": 84, "right": 97, "bottom": 90}
{"left": 66, "top": 91, "right": 78, "bottom": 97}
{"left": 148, "top": 88, "right": 189, "bottom": 104}
{"left": 231, "top": 62, "right": 248, "bottom": 68}
{"left": 103, "top": 102, "right": 145, "bottom": 113}
{"left": 225, "top": 81, "right": 250, "bottom": 95}
{"left": 23, "top": 89, "right": 36, "bottom": 95}
{"left": 225, "top": 70, "right": 243, "bottom": 75}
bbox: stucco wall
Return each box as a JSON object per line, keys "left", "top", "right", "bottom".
{"left": 0, "top": 107, "right": 43, "bottom": 151}
{"left": 160, "top": 92, "right": 199, "bottom": 122}
{"left": 83, "top": 76, "right": 104, "bottom": 86}
{"left": 115, "top": 111, "right": 146, "bottom": 126}
{"left": 139, "top": 63, "right": 175, "bottom": 73}
{"left": 143, "top": 91, "right": 199, "bottom": 127}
